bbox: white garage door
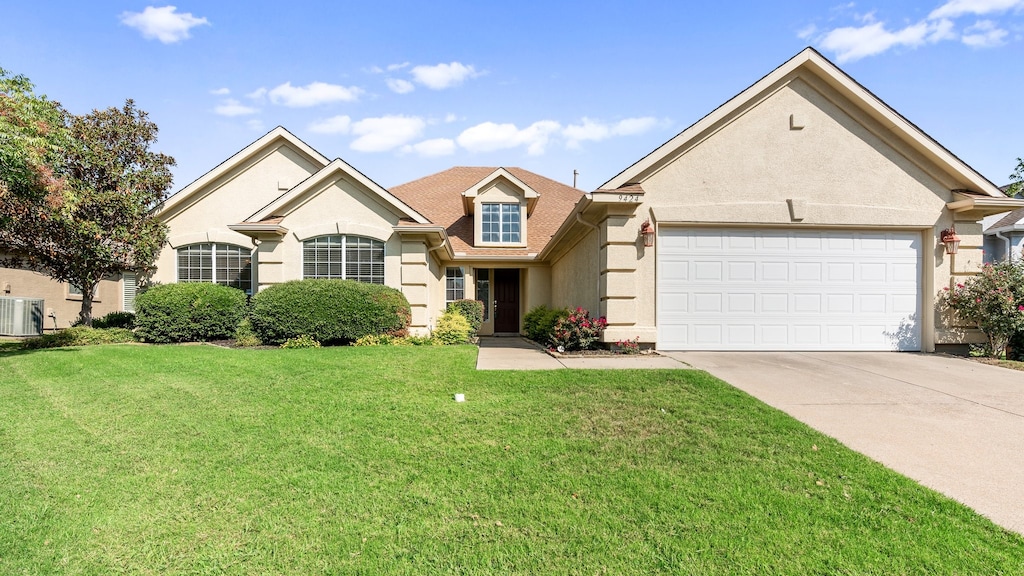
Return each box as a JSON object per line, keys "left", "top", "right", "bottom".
{"left": 657, "top": 228, "right": 921, "bottom": 351}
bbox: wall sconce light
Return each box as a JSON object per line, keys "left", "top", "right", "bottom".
{"left": 640, "top": 219, "right": 655, "bottom": 247}
{"left": 940, "top": 226, "right": 961, "bottom": 255}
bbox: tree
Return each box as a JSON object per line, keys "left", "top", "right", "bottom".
{"left": 1007, "top": 158, "right": 1024, "bottom": 198}
{"left": 0, "top": 68, "right": 71, "bottom": 228}
{"left": 1, "top": 95, "right": 175, "bottom": 326}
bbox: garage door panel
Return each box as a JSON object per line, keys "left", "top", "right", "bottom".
{"left": 658, "top": 228, "right": 921, "bottom": 351}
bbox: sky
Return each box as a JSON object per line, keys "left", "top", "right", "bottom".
{"left": 3, "top": 1, "right": 1023, "bottom": 194}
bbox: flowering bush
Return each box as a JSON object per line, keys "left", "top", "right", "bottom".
{"left": 616, "top": 337, "right": 641, "bottom": 355}
{"left": 550, "top": 307, "right": 608, "bottom": 351}
{"left": 944, "top": 259, "right": 1024, "bottom": 358}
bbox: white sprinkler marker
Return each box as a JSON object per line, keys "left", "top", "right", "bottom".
{"left": 454, "top": 393, "right": 465, "bottom": 402}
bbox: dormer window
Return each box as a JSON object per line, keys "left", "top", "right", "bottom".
{"left": 482, "top": 203, "right": 521, "bottom": 243}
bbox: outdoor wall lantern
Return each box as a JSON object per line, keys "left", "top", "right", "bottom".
{"left": 640, "top": 219, "right": 655, "bottom": 247}
{"left": 940, "top": 226, "right": 961, "bottom": 255}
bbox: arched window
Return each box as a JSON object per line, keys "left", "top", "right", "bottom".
{"left": 303, "top": 235, "right": 384, "bottom": 284}
{"left": 176, "top": 243, "right": 253, "bottom": 294}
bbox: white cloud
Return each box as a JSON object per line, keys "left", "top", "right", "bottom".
{"left": 386, "top": 78, "right": 415, "bottom": 94}
{"left": 962, "top": 19, "right": 1010, "bottom": 45}
{"left": 350, "top": 115, "right": 426, "bottom": 152}
{"left": 387, "top": 62, "right": 410, "bottom": 71}
{"left": 403, "top": 138, "right": 456, "bottom": 157}
{"left": 308, "top": 115, "right": 352, "bottom": 134}
{"left": 120, "top": 5, "right": 209, "bottom": 44}
{"left": 246, "top": 119, "right": 265, "bottom": 132}
{"left": 808, "top": 0, "right": 1022, "bottom": 61}
{"left": 444, "top": 113, "right": 458, "bottom": 123}
{"left": 930, "top": 0, "right": 1024, "bottom": 19}
{"left": 214, "top": 99, "right": 259, "bottom": 117}
{"left": 563, "top": 117, "right": 660, "bottom": 148}
{"left": 209, "top": 87, "right": 230, "bottom": 96}
{"left": 818, "top": 20, "right": 935, "bottom": 62}
{"left": 410, "top": 62, "right": 479, "bottom": 90}
{"left": 797, "top": 24, "right": 818, "bottom": 40}
{"left": 457, "top": 120, "right": 561, "bottom": 155}
{"left": 266, "top": 81, "right": 363, "bottom": 107}
{"left": 246, "top": 87, "right": 267, "bottom": 100}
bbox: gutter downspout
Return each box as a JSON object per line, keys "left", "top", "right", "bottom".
{"left": 995, "top": 230, "right": 1012, "bottom": 262}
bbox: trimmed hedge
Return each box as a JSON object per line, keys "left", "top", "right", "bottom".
{"left": 249, "top": 279, "right": 411, "bottom": 345}
{"left": 446, "top": 299, "right": 483, "bottom": 336}
{"left": 22, "top": 327, "right": 136, "bottom": 349}
{"left": 135, "top": 283, "right": 248, "bottom": 343}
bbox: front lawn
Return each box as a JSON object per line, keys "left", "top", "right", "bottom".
{"left": 1, "top": 345, "right": 1021, "bottom": 574}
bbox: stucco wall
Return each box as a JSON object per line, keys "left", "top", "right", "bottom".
{"left": 0, "top": 268, "right": 125, "bottom": 331}
{"left": 260, "top": 176, "right": 404, "bottom": 288}
{"left": 551, "top": 228, "right": 600, "bottom": 315}
{"left": 613, "top": 74, "right": 973, "bottom": 351}
{"left": 152, "top": 145, "right": 321, "bottom": 285}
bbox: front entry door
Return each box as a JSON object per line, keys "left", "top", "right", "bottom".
{"left": 493, "top": 268, "right": 520, "bottom": 333}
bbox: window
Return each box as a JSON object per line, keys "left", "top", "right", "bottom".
{"left": 482, "top": 203, "right": 521, "bottom": 243}
{"left": 68, "top": 283, "right": 96, "bottom": 298}
{"left": 177, "top": 243, "right": 253, "bottom": 293}
{"left": 475, "top": 268, "right": 490, "bottom": 321}
{"left": 445, "top": 267, "right": 464, "bottom": 305}
{"left": 303, "top": 235, "right": 384, "bottom": 284}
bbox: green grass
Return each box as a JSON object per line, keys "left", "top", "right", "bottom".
{"left": 1, "top": 345, "right": 1021, "bottom": 575}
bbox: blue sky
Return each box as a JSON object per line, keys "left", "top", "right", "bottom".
{"left": 4, "top": 1, "right": 1023, "bottom": 193}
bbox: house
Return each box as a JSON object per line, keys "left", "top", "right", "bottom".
{"left": 541, "top": 47, "right": 1024, "bottom": 352}
{"left": 8, "top": 47, "right": 1023, "bottom": 349}
{"left": 153, "top": 135, "right": 584, "bottom": 336}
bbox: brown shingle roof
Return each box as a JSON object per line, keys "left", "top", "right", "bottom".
{"left": 390, "top": 167, "right": 584, "bottom": 257}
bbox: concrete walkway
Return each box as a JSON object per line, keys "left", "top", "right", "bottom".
{"left": 475, "top": 337, "right": 690, "bottom": 370}
{"left": 667, "top": 351, "right": 1024, "bottom": 535}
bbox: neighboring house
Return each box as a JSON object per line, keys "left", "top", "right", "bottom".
{"left": 983, "top": 185, "right": 1024, "bottom": 263}
{"left": 0, "top": 265, "right": 134, "bottom": 333}
{"left": 7, "top": 47, "right": 1024, "bottom": 349}
{"left": 983, "top": 207, "right": 1024, "bottom": 264}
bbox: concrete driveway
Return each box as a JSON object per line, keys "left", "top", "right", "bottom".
{"left": 666, "top": 351, "right": 1024, "bottom": 534}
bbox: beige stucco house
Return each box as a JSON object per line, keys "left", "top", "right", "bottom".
{"left": 7, "top": 47, "right": 1023, "bottom": 349}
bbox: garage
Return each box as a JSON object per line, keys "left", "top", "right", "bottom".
{"left": 657, "top": 228, "right": 922, "bottom": 351}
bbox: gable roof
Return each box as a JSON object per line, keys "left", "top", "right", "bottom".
{"left": 245, "top": 158, "right": 429, "bottom": 224}
{"left": 390, "top": 167, "right": 584, "bottom": 257}
{"left": 601, "top": 47, "right": 1006, "bottom": 199}
{"left": 159, "top": 126, "right": 330, "bottom": 217}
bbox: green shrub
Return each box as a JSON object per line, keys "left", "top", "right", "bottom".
{"left": 433, "top": 311, "right": 472, "bottom": 345}
{"left": 281, "top": 334, "right": 321, "bottom": 349}
{"left": 233, "top": 318, "right": 263, "bottom": 347}
{"left": 405, "top": 335, "right": 435, "bottom": 346}
{"left": 249, "top": 279, "right": 411, "bottom": 346}
{"left": 524, "top": 305, "right": 570, "bottom": 345}
{"left": 446, "top": 299, "right": 483, "bottom": 336}
{"left": 134, "top": 283, "right": 248, "bottom": 343}
{"left": 22, "top": 327, "right": 136, "bottom": 349}
{"left": 73, "top": 311, "right": 136, "bottom": 329}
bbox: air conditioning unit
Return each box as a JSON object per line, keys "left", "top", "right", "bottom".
{"left": 0, "top": 297, "right": 44, "bottom": 337}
